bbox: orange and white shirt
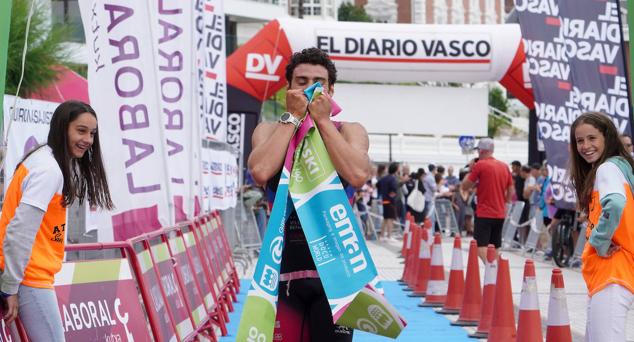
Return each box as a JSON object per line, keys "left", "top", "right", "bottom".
{"left": 0, "top": 145, "right": 65, "bottom": 291}
{"left": 582, "top": 161, "right": 634, "bottom": 296}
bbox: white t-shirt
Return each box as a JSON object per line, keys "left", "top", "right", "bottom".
{"left": 594, "top": 162, "right": 626, "bottom": 200}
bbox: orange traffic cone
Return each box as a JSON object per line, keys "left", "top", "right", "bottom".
{"left": 437, "top": 235, "right": 465, "bottom": 314}
{"left": 418, "top": 233, "right": 446, "bottom": 307}
{"left": 517, "top": 259, "right": 543, "bottom": 342}
{"left": 399, "top": 223, "right": 416, "bottom": 286}
{"left": 546, "top": 269, "right": 572, "bottom": 342}
{"left": 451, "top": 239, "right": 481, "bottom": 326}
{"left": 487, "top": 255, "right": 516, "bottom": 342}
{"left": 409, "top": 227, "right": 431, "bottom": 297}
{"left": 400, "top": 213, "right": 412, "bottom": 258}
{"left": 399, "top": 215, "right": 414, "bottom": 284}
{"left": 469, "top": 244, "right": 497, "bottom": 338}
{"left": 404, "top": 225, "right": 421, "bottom": 290}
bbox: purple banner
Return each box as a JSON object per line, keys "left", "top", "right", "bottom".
{"left": 515, "top": 0, "right": 632, "bottom": 208}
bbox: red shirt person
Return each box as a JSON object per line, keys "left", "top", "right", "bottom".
{"left": 462, "top": 138, "right": 514, "bottom": 262}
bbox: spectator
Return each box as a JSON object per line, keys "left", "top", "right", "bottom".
{"left": 445, "top": 166, "right": 460, "bottom": 189}
{"left": 454, "top": 169, "right": 475, "bottom": 236}
{"left": 511, "top": 160, "right": 523, "bottom": 203}
{"left": 397, "top": 164, "right": 411, "bottom": 229}
{"left": 422, "top": 164, "right": 438, "bottom": 228}
{"left": 377, "top": 162, "right": 400, "bottom": 241}
{"left": 405, "top": 168, "right": 426, "bottom": 224}
{"left": 462, "top": 138, "right": 514, "bottom": 262}
{"left": 569, "top": 112, "right": 634, "bottom": 341}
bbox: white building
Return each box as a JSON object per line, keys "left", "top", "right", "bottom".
{"left": 412, "top": 0, "right": 504, "bottom": 25}
{"left": 364, "top": 0, "right": 398, "bottom": 23}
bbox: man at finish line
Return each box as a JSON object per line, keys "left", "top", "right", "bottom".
{"left": 248, "top": 48, "right": 371, "bottom": 341}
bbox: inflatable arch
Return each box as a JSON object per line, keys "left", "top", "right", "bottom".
{"left": 225, "top": 18, "right": 534, "bottom": 158}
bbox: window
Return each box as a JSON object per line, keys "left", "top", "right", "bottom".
{"left": 313, "top": 6, "right": 321, "bottom": 15}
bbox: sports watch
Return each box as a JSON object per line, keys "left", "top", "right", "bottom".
{"left": 278, "top": 112, "right": 301, "bottom": 128}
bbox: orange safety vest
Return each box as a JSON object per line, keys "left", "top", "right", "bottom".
{"left": 582, "top": 185, "right": 634, "bottom": 297}
{"left": 0, "top": 152, "right": 66, "bottom": 289}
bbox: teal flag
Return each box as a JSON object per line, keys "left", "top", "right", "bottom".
{"left": 236, "top": 83, "right": 406, "bottom": 341}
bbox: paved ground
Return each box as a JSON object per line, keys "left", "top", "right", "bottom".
{"left": 374, "top": 235, "right": 634, "bottom": 341}
{"left": 239, "top": 235, "right": 634, "bottom": 341}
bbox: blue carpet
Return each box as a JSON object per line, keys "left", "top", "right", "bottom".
{"left": 220, "top": 280, "right": 470, "bottom": 341}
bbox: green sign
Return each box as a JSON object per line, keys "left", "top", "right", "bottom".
{"left": 0, "top": 1, "right": 11, "bottom": 135}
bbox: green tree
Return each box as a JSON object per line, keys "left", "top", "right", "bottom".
{"left": 338, "top": 3, "right": 373, "bottom": 22}
{"left": 487, "top": 87, "right": 511, "bottom": 137}
{"left": 5, "top": 0, "right": 72, "bottom": 97}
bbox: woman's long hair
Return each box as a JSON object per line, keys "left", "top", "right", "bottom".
{"left": 569, "top": 112, "right": 634, "bottom": 210}
{"left": 19, "top": 101, "right": 114, "bottom": 209}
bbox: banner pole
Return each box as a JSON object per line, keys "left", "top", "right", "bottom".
{"left": 0, "top": 1, "right": 12, "bottom": 139}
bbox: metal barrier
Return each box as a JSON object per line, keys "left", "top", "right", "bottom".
{"left": 434, "top": 198, "right": 459, "bottom": 236}
{"left": 25, "top": 212, "right": 242, "bottom": 342}
{"left": 501, "top": 201, "right": 525, "bottom": 249}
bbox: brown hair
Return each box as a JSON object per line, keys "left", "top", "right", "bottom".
{"left": 569, "top": 112, "right": 634, "bottom": 210}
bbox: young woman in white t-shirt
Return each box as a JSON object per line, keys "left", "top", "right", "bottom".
{"left": 0, "top": 101, "right": 113, "bottom": 341}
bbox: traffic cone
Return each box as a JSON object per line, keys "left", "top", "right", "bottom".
{"left": 409, "top": 227, "right": 431, "bottom": 297}
{"left": 517, "top": 259, "right": 543, "bottom": 342}
{"left": 437, "top": 235, "right": 465, "bottom": 314}
{"left": 418, "top": 233, "right": 446, "bottom": 307}
{"left": 546, "top": 269, "right": 572, "bottom": 342}
{"left": 403, "top": 224, "right": 420, "bottom": 291}
{"left": 451, "top": 239, "right": 481, "bottom": 326}
{"left": 487, "top": 255, "right": 516, "bottom": 342}
{"left": 469, "top": 244, "right": 497, "bottom": 338}
{"left": 423, "top": 217, "right": 432, "bottom": 229}
{"left": 404, "top": 225, "right": 422, "bottom": 291}
{"left": 399, "top": 222, "right": 416, "bottom": 286}
{"left": 400, "top": 213, "right": 412, "bottom": 258}
{"left": 399, "top": 215, "right": 414, "bottom": 284}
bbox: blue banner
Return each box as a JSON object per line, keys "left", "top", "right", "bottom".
{"left": 515, "top": 0, "right": 632, "bottom": 208}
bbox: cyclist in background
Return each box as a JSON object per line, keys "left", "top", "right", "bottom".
{"left": 569, "top": 112, "right": 634, "bottom": 341}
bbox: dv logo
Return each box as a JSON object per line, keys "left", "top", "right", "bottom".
{"left": 259, "top": 265, "right": 278, "bottom": 292}
{"left": 246, "top": 53, "right": 283, "bottom": 82}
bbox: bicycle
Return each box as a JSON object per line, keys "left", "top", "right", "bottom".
{"left": 551, "top": 210, "right": 577, "bottom": 267}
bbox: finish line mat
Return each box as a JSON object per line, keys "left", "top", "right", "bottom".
{"left": 222, "top": 280, "right": 470, "bottom": 341}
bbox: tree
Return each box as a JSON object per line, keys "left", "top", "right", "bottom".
{"left": 488, "top": 87, "right": 511, "bottom": 137}
{"left": 5, "top": 0, "right": 72, "bottom": 97}
{"left": 338, "top": 3, "right": 373, "bottom": 22}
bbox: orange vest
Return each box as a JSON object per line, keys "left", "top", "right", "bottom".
{"left": 582, "top": 186, "right": 634, "bottom": 296}
{"left": 0, "top": 163, "right": 66, "bottom": 289}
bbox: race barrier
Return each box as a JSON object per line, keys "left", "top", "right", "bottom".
{"left": 6, "top": 212, "right": 240, "bottom": 342}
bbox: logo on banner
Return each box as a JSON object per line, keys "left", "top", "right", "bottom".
{"left": 245, "top": 54, "right": 283, "bottom": 81}
{"left": 270, "top": 237, "right": 284, "bottom": 264}
{"left": 259, "top": 265, "right": 278, "bottom": 291}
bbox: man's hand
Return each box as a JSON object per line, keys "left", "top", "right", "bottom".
{"left": 286, "top": 89, "right": 309, "bottom": 118}
{"left": 3, "top": 294, "right": 17, "bottom": 324}
{"left": 308, "top": 93, "right": 332, "bottom": 124}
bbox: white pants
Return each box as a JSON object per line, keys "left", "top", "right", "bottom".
{"left": 586, "top": 284, "right": 634, "bottom": 342}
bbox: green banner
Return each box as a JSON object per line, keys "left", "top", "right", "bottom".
{"left": 0, "top": 1, "right": 11, "bottom": 134}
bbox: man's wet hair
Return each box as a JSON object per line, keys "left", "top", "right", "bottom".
{"left": 285, "top": 47, "right": 337, "bottom": 87}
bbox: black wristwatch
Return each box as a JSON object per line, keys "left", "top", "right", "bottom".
{"left": 278, "top": 112, "right": 301, "bottom": 128}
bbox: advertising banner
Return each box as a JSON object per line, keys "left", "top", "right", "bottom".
{"left": 195, "top": 0, "right": 228, "bottom": 142}
{"left": 182, "top": 231, "right": 218, "bottom": 309}
{"left": 79, "top": 0, "right": 172, "bottom": 239}
{"left": 201, "top": 148, "right": 238, "bottom": 211}
{"left": 515, "top": 0, "right": 632, "bottom": 208}
{"left": 226, "top": 18, "right": 534, "bottom": 166}
{"left": 54, "top": 259, "right": 152, "bottom": 341}
{"left": 149, "top": 0, "right": 194, "bottom": 223}
{"left": 2, "top": 96, "right": 57, "bottom": 191}
{"left": 136, "top": 247, "right": 179, "bottom": 341}
{"left": 167, "top": 235, "right": 207, "bottom": 327}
